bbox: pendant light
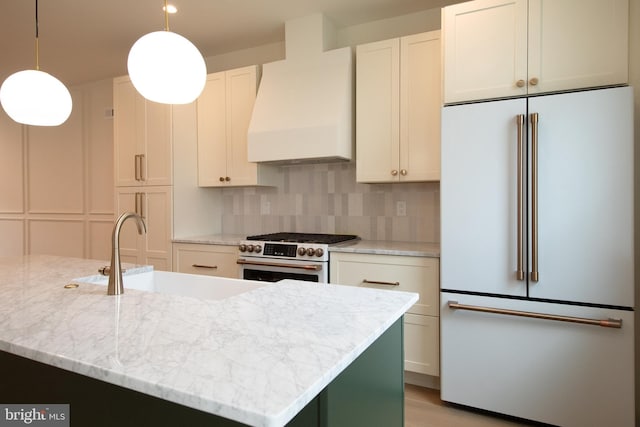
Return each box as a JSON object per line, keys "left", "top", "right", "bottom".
{"left": 127, "top": 1, "right": 206, "bottom": 104}
{"left": 0, "top": 0, "right": 72, "bottom": 126}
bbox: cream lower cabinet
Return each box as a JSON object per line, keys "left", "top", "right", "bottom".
{"left": 442, "top": 0, "right": 629, "bottom": 103}
{"left": 115, "top": 186, "right": 172, "bottom": 271}
{"left": 356, "top": 31, "right": 441, "bottom": 183}
{"left": 172, "top": 243, "right": 239, "bottom": 279}
{"left": 329, "top": 252, "right": 439, "bottom": 376}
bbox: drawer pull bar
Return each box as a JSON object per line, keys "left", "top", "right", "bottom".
{"left": 363, "top": 279, "right": 400, "bottom": 287}
{"left": 448, "top": 301, "right": 622, "bottom": 329}
{"left": 192, "top": 264, "right": 217, "bottom": 269}
{"left": 236, "top": 259, "right": 322, "bottom": 271}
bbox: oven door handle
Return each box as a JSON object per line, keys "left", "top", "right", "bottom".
{"left": 236, "top": 259, "right": 323, "bottom": 271}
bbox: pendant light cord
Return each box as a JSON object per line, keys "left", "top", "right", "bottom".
{"left": 35, "top": 0, "right": 39, "bottom": 70}
{"left": 164, "top": 0, "right": 169, "bottom": 31}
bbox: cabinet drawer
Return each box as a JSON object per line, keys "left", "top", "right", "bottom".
{"left": 330, "top": 253, "right": 439, "bottom": 316}
{"left": 404, "top": 313, "right": 439, "bottom": 376}
{"left": 173, "top": 244, "right": 238, "bottom": 279}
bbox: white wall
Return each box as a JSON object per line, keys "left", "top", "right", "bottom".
{"left": 0, "top": 79, "right": 115, "bottom": 261}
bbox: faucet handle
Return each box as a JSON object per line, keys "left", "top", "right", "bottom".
{"left": 99, "top": 266, "right": 126, "bottom": 276}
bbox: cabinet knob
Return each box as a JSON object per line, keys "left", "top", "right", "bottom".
{"left": 516, "top": 79, "right": 525, "bottom": 88}
{"left": 225, "top": 176, "right": 231, "bottom": 182}
{"left": 219, "top": 177, "right": 225, "bottom": 182}
{"left": 391, "top": 170, "right": 398, "bottom": 176}
{"left": 529, "top": 77, "right": 539, "bottom": 86}
{"left": 400, "top": 169, "right": 407, "bottom": 176}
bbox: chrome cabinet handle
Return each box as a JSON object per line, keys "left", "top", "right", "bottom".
{"left": 192, "top": 264, "right": 218, "bottom": 269}
{"left": 516, "top": 115, "right": 525, "bottom": 281}
{"left": 530, "top": 113, "right": 539, "bottom": 282}
{"left": 448, "top": 301, "right": 622, "bottom": 329}
{"left": 134, "top": 192, "right": 141, "bottom": 216}
{"left": 362, "top": 279, "right": 400, "bottom": 287}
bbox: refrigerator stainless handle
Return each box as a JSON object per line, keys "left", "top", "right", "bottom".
{"left": 362, "top": 279, "right": 400, "bottom": 287}
{"left": 516, "top": 114, "right": 525, "bottom": 281}
{"left": 448, "top": 301, "right": 622, "bottom": 329}
{"left": 530, "top": 113, "right": 539, "bottom": 282}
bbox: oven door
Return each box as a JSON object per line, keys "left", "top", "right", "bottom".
{"left": 237, "top": 256, "right": 327, "bottom": 283}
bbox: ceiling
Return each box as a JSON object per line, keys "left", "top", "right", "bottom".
{"left": 0, "top": 0, "right": 458, "bottom": 86}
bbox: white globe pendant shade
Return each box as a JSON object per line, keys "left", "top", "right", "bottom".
{"left": 127, "top": 30, "right": 206, "bottom": 104}
{"left": 0, "top": 69, "right": 72, "bottom": 126}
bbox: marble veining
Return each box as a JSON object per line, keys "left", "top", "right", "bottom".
{"left": 0, "top": 255, "right": 417, "bottom": 427}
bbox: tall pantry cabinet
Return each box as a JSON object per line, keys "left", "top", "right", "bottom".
{"left": 113, "top": 77, "right": 173, "bottom": 270}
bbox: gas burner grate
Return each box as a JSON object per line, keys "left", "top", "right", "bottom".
{"left": 246, "top": 232, "right": 359, "bottom": 245}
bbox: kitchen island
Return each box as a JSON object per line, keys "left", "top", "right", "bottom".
{"left": 0, "top": 255, "right": 417, "bottom": 426}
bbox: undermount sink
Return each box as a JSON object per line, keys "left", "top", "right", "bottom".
{"left": 73, "top": 270, "right": 265, "bottom": 301}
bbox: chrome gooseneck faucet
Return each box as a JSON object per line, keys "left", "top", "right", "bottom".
{"left": 107, "top": 212, "right": 146, "bottom": 296}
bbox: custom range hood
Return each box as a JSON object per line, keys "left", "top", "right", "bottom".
{"left": 248, "top": 14, "right": 353, "bottom": 164}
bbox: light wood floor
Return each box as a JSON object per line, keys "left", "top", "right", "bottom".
{"left": 405, "top": 385, "right": 537, "bottom": 427}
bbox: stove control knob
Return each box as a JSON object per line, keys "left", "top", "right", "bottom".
{"left": 303, "top": 247, "right": 314, "bottom": 256}
{"left": 254, "top": 245, "right": 262, "bottom": 254}
{"left": 314, "top": 248, "right": 324, "bottom": 257}
{"left": 247, "top": 244, "right": 255, "bottom": 253}
{"left": 297, "top": 247, "right": 307, "bottom": 256}
{"left": 239, "top": 244, "right": 247, "bottom": 252}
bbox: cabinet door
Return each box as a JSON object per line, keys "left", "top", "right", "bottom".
{"left": 141, "top": 187, "right": 172, "bottom": 271}
{"left": 197, "top": 72, "right": 228, "bottom": 186}
{"left": 173, "top": 243, "right": 239, "bottom": 278}
{"left": 443, "top": 0, "right": 528, "bottom": 103}
{"left": 114, "top": 78, "right": 144, "bottom": 187}
{"left": 115, "top": 188, "right": 144, "bottom": 264}
{"left": 356, "top": 38, "right": 400, "bottom": 183}
{"left": 143, "top": 101, "right": 172, "bottom": 186}
{"left": 527, "top": 0, "right": 628, "bottom": 95}
{"left": 225, "top": 66, "right": 258, "bottom": 186}
{"left": 400, "top": 31, "right": 441, "bottom": 182}
{"left": 404, "top": 313, "right": 439, "bottom": 376}
{"left": 115, "top": 186, "right": 172, "bottom": 270}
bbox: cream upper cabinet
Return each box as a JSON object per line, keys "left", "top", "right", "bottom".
{"left": 197, "top": 66, "right": 278, "bottom": 187}
{"left": 443, "top": 0, "right": 629, "bottom": 104}
{"left": 330, "top": 252, "right": 440, "bottom": 376}
{"left": 356, "top": 31, "right": 441, "bottom": 183}
{"left": 113, "top": 76, "right": 172, "bottom": 187}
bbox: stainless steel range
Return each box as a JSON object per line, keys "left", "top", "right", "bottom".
{"left": 237, "top": 232, "right": 359, "bottom": 283}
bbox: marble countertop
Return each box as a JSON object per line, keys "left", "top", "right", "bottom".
{"left": 0, "top": 255, "right": 417, "bottom": 427}
{"left": 173, "top": 235, "right": 440, "bottom": 258}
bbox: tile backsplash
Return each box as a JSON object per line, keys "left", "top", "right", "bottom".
{"left": 221, "top": 163, "right": 439, "bottom": 242}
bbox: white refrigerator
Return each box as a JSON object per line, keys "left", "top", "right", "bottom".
{"left": 440, "top": 86, "right": 635, "bottom": 427}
